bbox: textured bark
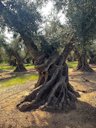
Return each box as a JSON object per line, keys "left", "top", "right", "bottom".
{"left": 9, "top": 59, "right": 17, "bottom": 66}
{"left": 75, "top": 49, "right": 93, "bottom": 72}
{"left": 89, "top": 58, "right": 96, "bottom": 64}
{"left": 17, "top": 43, "right": 79, "bottom": 112}
{"left": 14, "top": 63, "right": 27, "bottom": 72}
{"left": 1, "top": 39, "right": 27, "bottom": 72}
{"left": 89, "top": 52, "right": 96, "bottom": 65}
{"left": 11, "top": 51, "right": 27, "bottom": 72}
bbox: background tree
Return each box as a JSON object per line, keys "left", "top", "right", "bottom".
{"left": 89, "top": 41, "right": 96, "bottom": 65}
{"left": 0, "top": 34, "right": 6, "bottom": 63}
{"left": 66, "top": 0, "right": 96, "bottom": 71}
{"left": 0, "top": 32, "right": 27, "bottom": 72}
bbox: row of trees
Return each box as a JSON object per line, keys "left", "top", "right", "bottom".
{"left": 0, "top": 0, "right": 96, "bottom": 112}
{"left": 1, "top": 22, "right": 96, "bottom": 73}
{"left": 0, "top": 31, "right": 96, "bottom": 72}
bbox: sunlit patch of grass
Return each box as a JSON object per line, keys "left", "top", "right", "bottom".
{"left": 0, "top": 64, "right": 15, "bottom": 71}
{"left": 25, "top": 64, "right": 35, "bottom": 70}
{"left": 0, "top": 63, "right": 35, "bottom": 71}
{"left": 0, "top": 73, "right": 38, "bottom": 88}
{"left": 67, "top": 61, "right": 78, "bottom": 68}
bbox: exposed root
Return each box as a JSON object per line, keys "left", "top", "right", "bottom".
{"left": 74, "top": 48, "right": 94, "bottom": 72}
{"left": 76, "top": 65, "right": 94, "bottom": 72}
{"left": 17, "top": 60, "right": 79, "bottom": 112}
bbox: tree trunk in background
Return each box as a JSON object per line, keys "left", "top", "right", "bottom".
{"left": 17, "top": 43, "right": 79, "bottom": 112}
{"left": 11, "top": 50, "right": 27, "bottom": 72}
{"left": 75, "top": 49, "right": 93, "bottom": 72}
{"left": 89, "top": 52, "right": 96, "bottom": 64}
{"left": 1, "top": 41, "right": 27, "bottom": 72}
{"left": 14, "top": 63, "right": 27, "bottom": 72}
{"left": 9, "top": 59, "right": 17, "bottom": 66}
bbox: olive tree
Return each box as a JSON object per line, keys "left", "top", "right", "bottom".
{"left": 66, "top": 0, "right": 96, "bottom": 71}
{"left": 0, "top": 0, "right": 79, "bottom": 112}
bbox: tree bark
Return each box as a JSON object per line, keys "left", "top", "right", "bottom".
{"left": 89, "top": 52, "right": 96, "bottom": 65}
{"left": 75, "top": 49, "right": 93, "bottom": 72}
{"left": 17, "top": 43, "right": 79, "bottom": 112}
{"left": 12, "top": 51, "right": 27, "bottom": 72}
{"left": 9, "top": 58, "right": 17, "bottom": 66}
{"left": 1, "top": 41, "right": 27, "bottom": 72}
{"left": 14, "top": 63, "right": 27, "bottom": 72}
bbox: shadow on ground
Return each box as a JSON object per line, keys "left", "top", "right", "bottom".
{"left": 0, "top": 101, "right": 96, "bottom": 128}
{"left": 0, "top": 68, "right": 96, "bottom": 128}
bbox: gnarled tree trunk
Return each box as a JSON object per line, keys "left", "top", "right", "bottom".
{"left": 1, "top": 41, "right": 27, "bottom": 72}
{"left": 10, "top": 50, "right": 27, "bottom": 72}
{"left": 75, "top": 49, "right": 93, "bottom": 72}
{"left": 14, "top": 63, "right": 27, "bottom": 72}
{"left": 17, "top": 43, "right": 79, "bottom": 112}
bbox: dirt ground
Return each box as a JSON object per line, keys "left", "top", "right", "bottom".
{"left": 0, "top": 68, "right": 96, "bottom": 128}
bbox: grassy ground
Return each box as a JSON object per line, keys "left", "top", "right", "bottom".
{"left": 0, "top": 61, "right": 78, "bottom": 70}
{"left": 0, "top": 74, "right": 38, "bottom": 88}
{"left": 0, "top": 63, "right": 38, "bottom": 91}
{"left": 67, "top": 61, "right": 78, "bottom": 68}
{"left": 0, "top": 62, "right": 77, "bottom": 90}
{"left": 0, "top": 63, "right": 35, "bottom": 71}
{"left": 0, "top": 64, "right": 14, "bottom": 71}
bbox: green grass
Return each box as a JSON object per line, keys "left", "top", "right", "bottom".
{"left": 0, "top": 61, "right": 78, "bottom": 71}
{"left": 0, "top": 64, "right": 14, "bottom": 71}
{"left": 67, "top": 61, "right": 78, "bottom": 68}
{"left": 0, "top": 63, "right": 38, "bottom": 90}
{"left": 25, "top": 62, "right": 78, "bottom": 69}
{"left": 0, "top": 73, "right": 38, "bottom": 88}
{"left": 25, "top": 64, "right": 35, "bottom": 70}
{"left": 0, "top": 63, "right": 34, "bottom": 71}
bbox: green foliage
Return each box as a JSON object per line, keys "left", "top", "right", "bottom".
{"left": 0, "top": 34, "right": 9, "bottom": 63}
{"left": 39, "top": 20, "right": 74, "bottom": 55}
{"left": 0, "top": 0, "right": 41, "bottom": 40}
{"left": 67, "top": 0, "right": 96, "bottom": 45}
{"left": 1, "top": 0, "right": 96, "bottom": 59}
{"left": 0, "top": 0, "right": 74, "bottom": 58}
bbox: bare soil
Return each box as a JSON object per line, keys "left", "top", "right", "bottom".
{"left": 0, "top": 68, "right": 96, "bottom": 128}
